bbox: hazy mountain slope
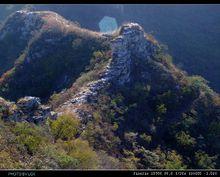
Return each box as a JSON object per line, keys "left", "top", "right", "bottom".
{"left": 1, "top": 5, "right": 219, "bottom": 91}
{"left": 0, "top": 10, "right": 108, "bottom": 101}
{"left": 32, "top": 4, "right": 220, "bottom": 92}
{"left": 0, "top": 10, "right": 219, "bottom": 170}
{"left": 0, "top": 10, "right": 45, "bottom": 75}
{"left": 0, "top": 5, "right": 25, "bottom": 22}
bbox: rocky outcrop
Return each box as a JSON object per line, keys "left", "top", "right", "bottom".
{"left": 0, "top": 10, "right": 74, "bottom": 41}
{"left": 58, "top": 23, "right": 158, "bottom": 120}
{"left": 108, "top": 23, "right": 157, "bottom": 85}
{"left": 17, "top": 96, "right": 41, "bottom": 111}
{"left": 0, "top": 96, "right": 57, "bottom": 124}
{"left": 0, "top": 22, "right": 158, "bottom": 123}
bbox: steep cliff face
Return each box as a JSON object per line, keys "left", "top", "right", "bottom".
{"left": 109, "top": 23, "right": 157, "bottom": 85}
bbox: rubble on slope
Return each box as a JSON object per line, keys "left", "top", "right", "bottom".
{"left": 0, "top": 96, "right": 57, "bottom": 124}
{"left": 58, "top": 23, "right": 158, "bottom": 120}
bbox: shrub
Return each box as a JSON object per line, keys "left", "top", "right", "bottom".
{"left": 49, "top": 92, "right": 62, "bottom": 108}
{"left": 140, "top": 133, "right": 152, "bottom": 145}
{"left": 90, "top": 51, "right": 104, "bottom": 67}
{"left": 164, "top": 150, "right": 187, "bottom": 169}
{"left": 58, "top": 139, "right": 99, "bottom": 169}
{"left": 181, "top": 113, "right": 197, "bottom": 130}
{"left": 0, "top": 150, "right": 20, "bottom": 169}
{"left": 124, "top": 132, "right": 138, "bottom": 144}
{"left": 13, "top": 122, "right": 45, "bottom": 154}
{"left": 49, "top": 113, "right": 80, "bottom": 141}
{"left": 74, "top": 70, "right": 99, "bottom": 88}
{"left": 175, "top": 131, "right": 196, "bottom": 147}
{"left": 121, "top": 149, "right": 139, "bottom": 169}
{"left": 137, "top": 148, "right": 161, "bottom": 169}
{"left": 186, "top": 76, "right": 213, "bottom": 94}
{"left": 56, "top": 153, "right": 79, "bottom": 169}
{"left": 156, "top": 104, "right": 167, "bottom": 115}
{"left": 195, "top": 151, "right": 217, "bottom": 169}
{"left": 40, "top": 143, "right": 78, "bottom": 169}
{"left": 121, "top": 157, "right": 139, "bottom": 169}
{"left": 97, "top": 150, "right": 121, "bottom": 169}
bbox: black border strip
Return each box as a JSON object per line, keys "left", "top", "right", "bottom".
{"left": 0, "top": 0, "right": 220, "bottom": 5}
{"left": 0, "top": 169, "right": 219, "bottom": 177}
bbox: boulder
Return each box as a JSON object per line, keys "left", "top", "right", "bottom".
{"left": 17, "top": 96, "right": 41, "bottom": 111}
{"left": 0, "top": 96, "right": 58, "bottom": 123}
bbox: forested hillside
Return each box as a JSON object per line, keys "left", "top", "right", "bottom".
{"left": 0, "top": 10, "right": 219, "bottom": 169}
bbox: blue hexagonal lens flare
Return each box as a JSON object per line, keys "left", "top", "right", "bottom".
{"left": 99, "top": 16, "right": 118, "bottom": 34}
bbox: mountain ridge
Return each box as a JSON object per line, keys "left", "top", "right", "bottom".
{"left": 57, "top": 23, "right": 159, "bottom": 120}
{"left": 0, "top": 10, "right": 219, "bottom": 169}
{"left": 0, "top": 10, "right": 107, "bottom": 101}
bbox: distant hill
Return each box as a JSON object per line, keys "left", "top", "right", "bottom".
{"left": 0, "top": 5, "right": 219, "bottom": 91}
{"left": 32, "top": 4, "right": 220, "bottom": 92}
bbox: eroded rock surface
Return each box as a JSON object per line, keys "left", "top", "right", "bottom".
{"left": 59, "top": 23, "right": 158, "bottom": 120}
{"left": 0, "top": 23, "right": 158, "bottom": 123}
{"left": 0, "top": 96, "right": 57, "bottom": 124}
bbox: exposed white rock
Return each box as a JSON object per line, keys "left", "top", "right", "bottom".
{"left": 59, "top": 23, "right": 158, "bottom": 121}
{"left": 0, "top": 10, "right": 74, "bottom": 41}
{"left": 17, "top": 96, "right": 41, "bottom": 111}
{"left": 0, "top": 96, "right": 57, "bottom": 124}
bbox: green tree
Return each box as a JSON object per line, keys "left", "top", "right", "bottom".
{"left": 164, "top": 150, "right": 187, "bottom": 169}
{"left": 58, "top": 139, "right": 99, "bottom": 169}
{"left": 137, "top": 148, "right": 162, "bottom": 169}
{"left": 13, "top": 122, "right": 45, "bottom": 154}
{"left": 140, "top": 133, "right": 152, "bottom": 145}
{"left": 49, "top": 113, "right": 80, "bottom": 141}
{"left": 175, "top": 131, "right": 196, "bottom": 147}
{"left": 195, "top": 151, "right": 217, "bottom": 169}
{"left": 156, "top": 104, "right": 167, "bottom": 115}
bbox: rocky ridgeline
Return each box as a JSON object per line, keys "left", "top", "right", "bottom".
{"left": 0, "top": 23, "right": 157, "bottom": 123}
{"left": 59, "top": 23, "right": 158, "bottom": 119}
{"left": 0, "top": 10, "right": 44, "bottom": 40}
{"left": 0, "top": 96, "right": 57, "bottom": 123}
{"left": 0, "top": 10, "right": 75, "bottom": 41}
{"left": 107, "top": 23, "right": 157, "bottom": 84}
